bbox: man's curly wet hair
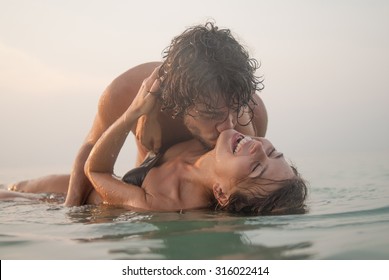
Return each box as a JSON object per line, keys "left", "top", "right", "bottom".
{"left": 158, "top": 21, "right": 264, "bottom": 118}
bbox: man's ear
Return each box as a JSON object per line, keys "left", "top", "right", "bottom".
{"left": 213, "top": 183, "right": 229, "bottom": 206}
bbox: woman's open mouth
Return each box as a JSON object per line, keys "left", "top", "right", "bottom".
{"left": 232, "top": 133, "right": 252, "bottom": 154}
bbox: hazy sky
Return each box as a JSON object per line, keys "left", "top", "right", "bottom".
{"left": 1, "top": 0, "right": 388, "bottom": 181}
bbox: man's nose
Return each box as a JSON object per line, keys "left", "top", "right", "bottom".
{"left": 216, "top": 113, "right": 236, "bottom": 133}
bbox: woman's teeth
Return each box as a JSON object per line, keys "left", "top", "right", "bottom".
{"left": 233, "top": 136, "right": 252, "bottom": 154}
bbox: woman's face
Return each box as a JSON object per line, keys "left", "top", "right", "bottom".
{"left": 213, "top": 129, "right": 295, "bottom": 187}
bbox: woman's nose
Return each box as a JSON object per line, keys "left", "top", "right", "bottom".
{"left": 250, "top": 141, "right": 267, "bottom": 159}
{"left": 216, "top": 113, "right": 236, "bottom": 133}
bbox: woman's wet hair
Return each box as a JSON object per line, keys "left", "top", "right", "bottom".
{"left": 221, "top": 166, "right": 308, "bottom": 216}
{"left": 158, "top": 21, "right": 264, "bottom": 119}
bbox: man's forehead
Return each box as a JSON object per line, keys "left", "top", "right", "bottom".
{"left": 191, "top": 95, "right": 242, "bottom": 113}
{"left": 197, "top": 96, "right": 239, "bottom": 109}
{"left": 194, "top": 103, "right": 228, "bottom": 112}
{"left": 195, "top": 93, "right": 227, "bottom": 106}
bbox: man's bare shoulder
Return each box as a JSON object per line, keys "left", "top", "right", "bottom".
{"left": 251, "top": 93, "right": 268, "bottom": 137}
{"left": 234, "top": 93, "right": 268, "bottom": 138}
{"left": 107, "top": 61, "right": 162, "bottom": 96}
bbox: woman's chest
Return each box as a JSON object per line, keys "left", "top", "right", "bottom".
{"left": 141, "top": 163, "right": 208, "bottom": 210}
{"left": 141, "top": 163, "right": 181, "bottom": 200}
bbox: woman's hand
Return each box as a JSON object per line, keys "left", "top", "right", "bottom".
{"left": 128, "top": 66, "right": 161, "bottom": 117}
{"left": 129, "top": 66, "right": 162, "bottom": 152}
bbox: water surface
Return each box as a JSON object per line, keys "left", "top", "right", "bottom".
{"left": 1, "top": 151, "right": 388, "bottom": 259}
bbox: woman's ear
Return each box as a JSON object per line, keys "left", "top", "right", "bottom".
{"left": 212, "top": 183, "right": 230, "bottom": 206}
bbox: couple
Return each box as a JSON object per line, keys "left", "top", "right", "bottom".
{"left": 5, "top": 22, "right": 307, "bottom": 215}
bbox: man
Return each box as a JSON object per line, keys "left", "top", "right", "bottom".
{"left": 10, "top": 22, "right": 268, "bottom": 206}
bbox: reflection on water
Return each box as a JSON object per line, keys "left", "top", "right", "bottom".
{"left": 1, "top": 196, "right": 388, "bottom": 259}
{"left": 65, "top": 208, "right": 315, "bottom": 260}
{"left": 1, "top": 151, "right": 389, "bottom": 259}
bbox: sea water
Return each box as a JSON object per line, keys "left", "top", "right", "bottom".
{"left": 1, "top": 150, "right": 388, "bottom": 259}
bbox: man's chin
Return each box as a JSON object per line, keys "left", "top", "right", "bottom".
{"left": 195, "top": 136, "right": 215, "bottom": 150}
{"left": 186, "top": 126, "right": 215, "bottom": 150}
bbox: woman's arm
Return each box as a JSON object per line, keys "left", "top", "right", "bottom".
{"left": 84, "top": 67, "right": 161, "bottom": 208}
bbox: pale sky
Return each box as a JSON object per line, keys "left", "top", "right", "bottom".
{"left": 1, "top": 0, "right": 388, "bottom": 181}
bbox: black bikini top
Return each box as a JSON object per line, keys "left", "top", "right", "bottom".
{"left": 122, "top": 152, "right": 163, "bottom": 187}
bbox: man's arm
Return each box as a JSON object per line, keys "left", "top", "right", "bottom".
{"left": 64, "top": 115, "right": 106, "bottom": 206}
{"left": 251, "top": 93, "right": 268, "bottom": 137}
{"left": 64, "top": 87, "right": 121, "bottom": 206}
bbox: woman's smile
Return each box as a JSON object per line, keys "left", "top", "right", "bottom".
{"left": 232, "top": 134, "right": 253, "bottom": 155}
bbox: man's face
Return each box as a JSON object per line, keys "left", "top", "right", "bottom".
{"left": 183, "top": 100, "right": 238, "bottom": 149}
